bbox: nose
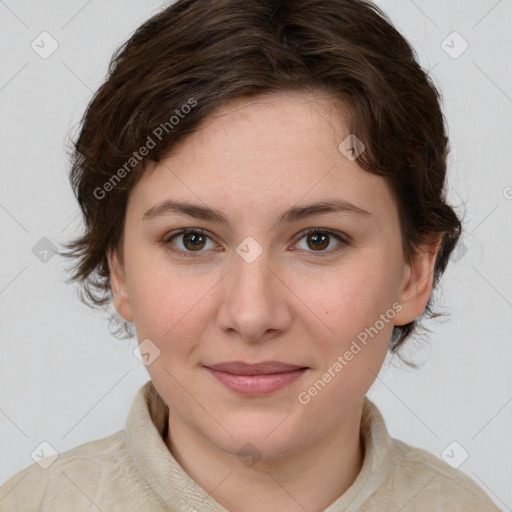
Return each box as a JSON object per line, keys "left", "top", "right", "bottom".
{"left": 216, "top": 248, "right": 293, "bottom": 343}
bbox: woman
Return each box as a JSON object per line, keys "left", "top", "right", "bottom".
{"left": 0, "top": 0, "right": 500, "bottom": 510}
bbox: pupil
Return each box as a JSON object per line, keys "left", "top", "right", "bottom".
{"left": 185, "top": 233, "right": 204, "bottom": 250}
{"left": 309, "top": 232, "right": 328, "bottom": 250}
{"left": 182, "top": 232, "right": 330, "bottom": 252}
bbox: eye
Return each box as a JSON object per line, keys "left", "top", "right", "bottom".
{"left": 162, "top": 227, "right": 350, "bottom": 259}
{"left": 163, "top": 228, "right": 217, "bottom": 258}
{"left": 293, "top": 228, "right": 350, "bottom": 256}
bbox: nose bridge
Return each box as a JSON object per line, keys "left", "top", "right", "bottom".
{"left": 229, "top": 243, "right": 277, "bottom": 307}
{"left": 216, "top": 239, "right": 290, "bottom": 340}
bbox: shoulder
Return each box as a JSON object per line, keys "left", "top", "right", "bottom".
{"left": 0, "top": 431, "right": 127, "bottom": 512}
{"left": 386, "top": 438, "right": 500, "bottom": 511}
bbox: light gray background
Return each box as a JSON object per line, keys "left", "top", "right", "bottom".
{"left": 0, "top": 0, "right": 511, "bottom": 509}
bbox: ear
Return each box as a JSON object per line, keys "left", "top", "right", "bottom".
{"left": 393, "top": 234, "right": 443, "bottom": 327}
{"left": 108, "top": 248, "right": 135, "bottom": 323}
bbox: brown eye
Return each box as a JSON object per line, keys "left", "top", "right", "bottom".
{"left": 182, "top": 231, "right": 207, "bottom": 251}
{"left": 295, "top": 228, "right": 350, "bottom": 256}
{"left": 306, "top": 231, "right": 330, "bottom": 250}
{"left": 164, "top": 228, "right": 216, "bottom": 257}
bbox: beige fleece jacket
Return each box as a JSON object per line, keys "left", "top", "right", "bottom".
{"left": 0, "top": 380, "right": 500, "bottom": 511}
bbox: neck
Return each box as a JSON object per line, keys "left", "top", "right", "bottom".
{"left": 164, "top": 401, "right": 365, "bottom": 512}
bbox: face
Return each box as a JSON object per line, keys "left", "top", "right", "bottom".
{"left": 110, "top": 91, "right": 438, "bottom": 460}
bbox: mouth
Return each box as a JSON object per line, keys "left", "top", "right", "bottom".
{"left": 204, "top": 361, "right": 309, "bottom": 395}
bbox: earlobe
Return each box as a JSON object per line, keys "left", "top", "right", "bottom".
{"left": 108, "top": 248, "right": 135, "bottom": 323}
{"left": 393, "top": 235, "right": 442, "bottom": 327}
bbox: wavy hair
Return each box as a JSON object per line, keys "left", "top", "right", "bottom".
{"left": 61, "top": 0, "right": 462, "bottom": 365}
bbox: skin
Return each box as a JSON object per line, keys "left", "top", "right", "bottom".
{"left": 109, "top": 90, "right": 441, "bottom": 512}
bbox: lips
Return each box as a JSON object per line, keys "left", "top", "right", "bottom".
{"left": 205, "top": 361, "right": 306, "bottom": 375}
{"left": 204, "top": 361, "right": 308, "bottom": 395}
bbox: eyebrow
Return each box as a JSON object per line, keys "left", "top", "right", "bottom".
{"left": 142, "top": 198, "right": 372, "bottom": 227}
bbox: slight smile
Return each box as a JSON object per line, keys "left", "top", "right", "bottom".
{"left": 204, "top": 361, "right": 309, "bottom": 395}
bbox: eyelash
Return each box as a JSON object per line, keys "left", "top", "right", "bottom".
{"left": 162, "top": 227, "right": 351, "bottom": 259}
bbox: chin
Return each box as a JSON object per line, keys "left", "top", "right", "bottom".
{"left": 203, "top": 418, "right": 309, "bottom": 463}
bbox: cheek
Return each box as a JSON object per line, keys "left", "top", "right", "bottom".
{"left": 125, "top": 229, "right": 402, "bottom": 351}
{"left": 301, "top": 254, "right": 402, "bottom": 392}
{"left": 125, "top": 249, "right": 220, "bottom": 343}
{"left": 308, "top": 256, "right": 401, "bottom": 335}
{"left": 295, "top": 266, "right": 399, "bottom": 417}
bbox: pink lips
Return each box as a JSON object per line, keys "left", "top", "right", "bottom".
{"left": 205, "top": 361, "right": 308, "bottom": 395}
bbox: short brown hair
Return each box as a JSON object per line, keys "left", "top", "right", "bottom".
{"left": 61, "top": 0, "right": 462, "bottom": 362}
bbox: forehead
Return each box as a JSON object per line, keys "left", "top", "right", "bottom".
{"left": 127, "top": 91, "right": 398, "bottom": 228}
